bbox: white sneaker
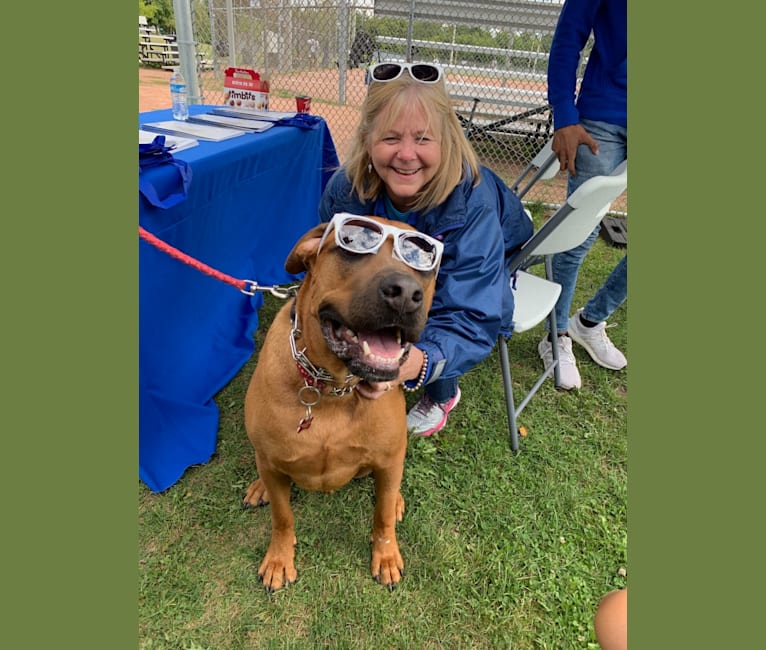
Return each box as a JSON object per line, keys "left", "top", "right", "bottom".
{"left": 568, "top": 309, "right": 627, "bottom": 370}
{"left": 538, "top": 334, "right": 581, "bottom": 390}
{"left": 406, "top": 387, "right": 462, "bottom": 437}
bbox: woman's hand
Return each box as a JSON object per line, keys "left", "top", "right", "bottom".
{"left": 355, "top": 379, "right": 397, "bottom": 400}
{"left": 355, "top": 346, "right": 425, "bottom": 400}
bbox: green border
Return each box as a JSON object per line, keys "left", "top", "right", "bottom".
{"left": 630, "top": 3, "right": 762, "bottom": 647}
{"left": 9, "top": 2, "right": 756, "bottom": 647}
{"left": 4, "top": 4, "right": 137, "bottom": 648}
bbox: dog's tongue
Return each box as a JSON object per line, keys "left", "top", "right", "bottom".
{"left": 358, "top": 330, "right": 401, "bottom": 361}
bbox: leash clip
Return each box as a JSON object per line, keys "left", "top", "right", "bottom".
{"left": 239, "top": 281, "right": 261, "bottom": 296}
{"left": 239, "top": 281, "right": 301, "bottom": 299}
{"left": 269, "top": 283, "right": 301, "bottom": 299}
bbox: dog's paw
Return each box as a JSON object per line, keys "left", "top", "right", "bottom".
{"left": 372, "top": 565, "right": 404, "bottom": 590}
{"left": 370, "top": 537, "right": 404, "bottom": 590}
{"left": 373, "top": 572, "right": 404, "bottom": 591}
{"left": 259, "top": 572, "right": 296, "bottom": 594}
{"left": 243, "top": 478, "right": 270, "bottom": 508}
{"left": 258, "top": 557, "right": 298, "bottom": 593}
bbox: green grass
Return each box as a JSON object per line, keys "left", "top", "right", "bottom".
{"left": 138, "top": 230, "right": 627, "bottom": 649}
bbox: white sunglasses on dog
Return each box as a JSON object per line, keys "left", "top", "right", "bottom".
{"left": 368, "top": 62, "right": 443, "bottom": 84}
{"left": 317, "top": 213, "right": 444, "bottom": 272}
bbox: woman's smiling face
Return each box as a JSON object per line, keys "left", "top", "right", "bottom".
{"left": 369, "top": 101, "right": 442, "bottom": 212}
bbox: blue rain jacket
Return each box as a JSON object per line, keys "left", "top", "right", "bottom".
{"left": 318, "top": 165, "right": 533, "bottom": 384}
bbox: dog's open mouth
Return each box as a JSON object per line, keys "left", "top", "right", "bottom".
{"left": 321, "top": 315, "right": 411, "bottom": 382}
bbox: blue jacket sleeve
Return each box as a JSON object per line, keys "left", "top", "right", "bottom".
{"left": 416, "top": 180, "right": 516, "bottom": 383}
{"left": 318, "top": 167, "right": 378, "bottom": 222}
{"left": 547, "top": 0, "right": 600, "bottom": 130}
{"left": 318, "top": 168, "right": 349, "bottom": 222}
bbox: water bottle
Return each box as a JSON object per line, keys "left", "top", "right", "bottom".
{"left": 169, "top": 67, "right": 188, "bottom": 121}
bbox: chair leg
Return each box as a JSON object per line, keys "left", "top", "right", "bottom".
{"left": 545, "top": 256, "right": 561, "bottom": 387}
{"left": 498, "top": 335, "right": 520, "bottom": 453}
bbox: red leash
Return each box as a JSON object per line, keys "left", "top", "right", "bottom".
{"left": 138, "top": 226, "right": 299, "bottom": 298}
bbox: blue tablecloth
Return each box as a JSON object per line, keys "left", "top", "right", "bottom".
{"left": 139, "top": 106, "right": 339, "bottom": 492}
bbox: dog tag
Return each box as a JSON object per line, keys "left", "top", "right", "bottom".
{"left": 296, "top": 384, "right": 321, "bottom": 433}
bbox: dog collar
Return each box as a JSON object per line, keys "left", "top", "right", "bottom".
{"left": 289, "top": 315, "right": 358, "bottom": 394}
{"left": 289, "top": 312, "right": 359, "bottom": 432}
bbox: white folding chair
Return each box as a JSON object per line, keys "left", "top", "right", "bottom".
{"left": 510, "top": 138, "right": 559, "bottom": 199}
{"left": 500, "top": 159, "right": 628, "bottom": 452}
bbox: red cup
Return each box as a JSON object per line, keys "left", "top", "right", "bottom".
{"left": 296, "top": 96, "right": 311, "bottom": 113}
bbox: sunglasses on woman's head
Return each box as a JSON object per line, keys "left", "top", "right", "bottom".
{"left": 368, "top": 62, "right": 443, "bottom": 84}
{"left": 317, "top": 213, "right": 444, "bottom": 272}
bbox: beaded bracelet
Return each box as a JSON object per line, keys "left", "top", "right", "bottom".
{"left": 403, "top": 349, "right": 429, "bottom": 393}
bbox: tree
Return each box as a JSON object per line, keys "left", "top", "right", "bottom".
{"left": 139, "top": 0, "right": 175, "bottom": 34}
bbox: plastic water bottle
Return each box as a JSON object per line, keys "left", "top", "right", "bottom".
{"left": 169, "top": 67, "right": 188, "bottom": 121}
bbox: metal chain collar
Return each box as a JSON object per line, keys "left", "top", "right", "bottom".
{"left": 289, "top": 312, "right": 359, "bottom": 432}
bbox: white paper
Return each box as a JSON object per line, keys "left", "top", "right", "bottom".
{"left": 187, "top": 113, "right": 274, "bottom": 132}
{"left": 211, "top": 107, "right": 297, "bottom": 121}
{"left": 142, "top": 120, "right": 245, "bottom": 141}
{"left": 139, "top": 129, "right": 198, "bottom": 153}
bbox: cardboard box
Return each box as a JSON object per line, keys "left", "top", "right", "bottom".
{"left": 223, "top": 67, "right": 270, "bottom": 111}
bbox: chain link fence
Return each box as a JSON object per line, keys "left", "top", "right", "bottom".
{"left": 173, "top": 0, "right": 625, "bottom": 214}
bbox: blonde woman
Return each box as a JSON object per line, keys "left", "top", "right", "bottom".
{"left": 319, "top": 62, "right": 533, "bottom": 436}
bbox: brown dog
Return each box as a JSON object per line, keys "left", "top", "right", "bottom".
{"left": 243, "top": 215, "right": 438, "bottom": 592}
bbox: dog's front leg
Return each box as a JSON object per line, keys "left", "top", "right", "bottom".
{"left": 257, "top": 471, "right": 298, "bottom": 592}
{"left": 370, "top": 466, "right": 405, "bottom": 589}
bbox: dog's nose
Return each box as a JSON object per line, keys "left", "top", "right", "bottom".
{"left": 379, "top": 273, "right": 424, "bottom": 314}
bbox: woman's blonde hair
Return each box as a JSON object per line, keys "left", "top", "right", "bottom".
{"left": 345, "top": 70, "right": 481, "bottom": 213}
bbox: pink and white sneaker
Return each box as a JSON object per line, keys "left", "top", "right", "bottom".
{"left": 406, "top": 387, "right": 462, "bottom": 437}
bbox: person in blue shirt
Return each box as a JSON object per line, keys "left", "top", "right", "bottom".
{"left": 540, "top": 0, "right": 628, "bottom": 390}
{"left": 319, "top": 62, "right": 532, "bottom": 436}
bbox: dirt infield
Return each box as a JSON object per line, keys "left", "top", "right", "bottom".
{"left": 139, "top": 67, "right": 173, "bottom": 111}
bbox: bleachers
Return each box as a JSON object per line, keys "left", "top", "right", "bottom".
{"left": 139, "top": 33, "right": 179, "bottom": 69}
{"left": 139, "top": 17, "right": 213, "bottom": 71}
{"left": 447, "top": 82, "right": 551, "bottom": 142}
{"left": 375, "top": 36, "right": 550, "bottom": 81}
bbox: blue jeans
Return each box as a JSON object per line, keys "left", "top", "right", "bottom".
{"left": 548, "top": 119, "right": 628, "bottom": 334}
{"left": 424, "top": 376, "right": 459, "bottom": 403}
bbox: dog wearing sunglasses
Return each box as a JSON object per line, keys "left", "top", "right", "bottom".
{"left": 243, "top": 215, "right": 440, "bottom": 592}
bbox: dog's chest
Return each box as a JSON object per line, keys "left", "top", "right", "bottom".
{"left": 263, "top": 403, "right": 404, "bottom": 492}
{"left": 276, "top": 429, "right": 375, "bottom": 492}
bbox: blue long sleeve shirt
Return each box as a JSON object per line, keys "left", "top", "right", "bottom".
{"left": 547, "top": 0, "right": 627, "bottom": 130}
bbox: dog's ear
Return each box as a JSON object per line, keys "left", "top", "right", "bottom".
{"left": 285, "top": 223, "right": 328, "bottom": 274}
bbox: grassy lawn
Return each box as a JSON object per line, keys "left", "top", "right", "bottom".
{"left": 138, "top": 223, "right": 627, "bottom": 649}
